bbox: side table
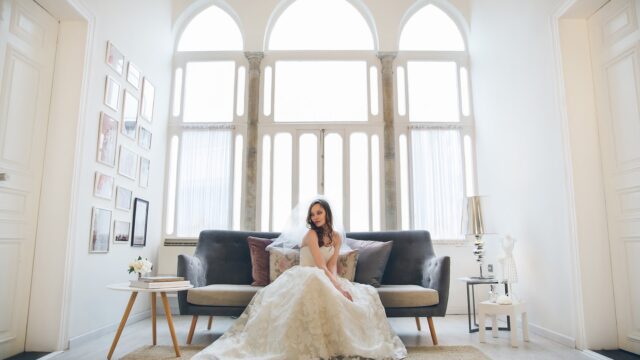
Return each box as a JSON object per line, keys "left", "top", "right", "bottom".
{"left": 479, "top": 300, "right": 529, "bottom": 347}
{"left": 457, "top": 277, "right": 511, "bottom": 333}
{"left": 106, "top": 282, "right": 193, "bottom": 360}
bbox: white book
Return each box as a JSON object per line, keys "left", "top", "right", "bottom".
{"left": 129, "top": 280, "right": 190, "bottom": 289}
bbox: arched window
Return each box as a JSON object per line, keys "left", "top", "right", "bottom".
{"left": 396, "top": 4, "right": 474, "bottom": 241}
{"left": 260, "top": 0, "right": 381, "bottom": 232}
{"left": 166, "top": 5, "right": 246, "bottom": 237}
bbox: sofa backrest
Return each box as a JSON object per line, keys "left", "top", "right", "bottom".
{"left": 196, "top": 229, "right": 434, "bottom": 286}
{"left": 347, "top": 230, "right": 434, "bottom": 285}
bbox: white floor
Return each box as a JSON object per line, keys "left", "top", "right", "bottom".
{"left": 51, "top": 315, "right": 592, "bottom": 360}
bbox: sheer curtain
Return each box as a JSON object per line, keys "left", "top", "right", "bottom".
{"left": 410, "top": 128, "right": 464, "bottom": 240}
{"left": 177, "top": 129, "right": 232, "bottom": 236}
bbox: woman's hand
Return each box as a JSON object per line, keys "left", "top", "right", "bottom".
{"left": 340, "top": 288, "right": 353, "bottom": 302}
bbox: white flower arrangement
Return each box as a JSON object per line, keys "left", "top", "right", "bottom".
{"left": 128, "top": 256, "right": 152, "bottom": 277}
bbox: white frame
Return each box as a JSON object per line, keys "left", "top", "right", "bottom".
{"left": 141, "top": 77, "right": 155, "bottom": 122}
{"left": 93, "top": 172, "right": 114, "bottom": 200}
{"left": 113, "top": 220, "right": 131, "bottom": 244}
{"left": 118, "top": 146, "right": 138, "bottom": 180}
{"left": 97, "top": 112, "right": 118, "bottom": 167}
{"left": 104, "top": 75, "right": 120, "bottom": 112}
{"left": 89, "top": 207, "right": 111, "bottom": 253}
{"left": 106, "top": 41, "right": 125, "bottom": 75}
{"left": 139, "top": 157, "right": 150, "bottom": 188}
{"left": 121, "top": 90, "right": 138, "bottom": 139}
{"left": 115, "top": 186, "right": 133, "bottom": 210}
{"left": 138, "top": 126, "right": 152, "bottom": 150}
{"left": 127, "top": 61, "right": 141, "bottom": 89}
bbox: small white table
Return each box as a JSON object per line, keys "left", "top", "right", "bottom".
{"left": 106, "top": 282, "right": 193, "bottom": 359}
{"left": 478, "top": 300, "right": 529, "bottom": 347}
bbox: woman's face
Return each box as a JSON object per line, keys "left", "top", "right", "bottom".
{"left": 310, "top": 203, "right": 326, "bottom": 228}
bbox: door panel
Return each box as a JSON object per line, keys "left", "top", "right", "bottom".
{"left": 0, "top": 0, "right": 57, "bottom": 357}
{"left": 589, "top": 0, "right": 640, "bottom": 353}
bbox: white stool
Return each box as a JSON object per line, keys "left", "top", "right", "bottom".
{"left": 478, "top": 300, "right": 529, "bottom": 347}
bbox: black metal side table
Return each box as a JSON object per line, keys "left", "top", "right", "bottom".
{"left": 458, "top": 277, "right": 511, "bottom": 333}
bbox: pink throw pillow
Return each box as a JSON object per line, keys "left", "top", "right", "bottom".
{"left": 247, "top": 236, "right": 274, "bottom": 286}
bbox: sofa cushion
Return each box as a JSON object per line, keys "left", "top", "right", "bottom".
{"left": 247, "top": 236, "right": 273, "bottom": 286}
{"left": 376, "top": 285, "right": 439, "bottom": 308}
{"left": 269, "top": 247, "right": 300, "bottom": 282}
{"left": 187, "top": 284, "right": 263, "bottom": 307}
{"left": 346, "top": 238, "right": 392, "bottom": 287}
{"left": 336, "top": 249, "right": 358, "bottom": 281}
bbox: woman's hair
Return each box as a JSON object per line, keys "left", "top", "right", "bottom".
{"left": 306, "top": 199, "right": 335, "bottom": 247}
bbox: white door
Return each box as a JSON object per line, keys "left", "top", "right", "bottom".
{"left": 0, "top": 0, "right": 58, "bottom": 357}
{"left": 589, "top": 0, "right": 640, "bottom": 354}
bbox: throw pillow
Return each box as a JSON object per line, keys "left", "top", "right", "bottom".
{"left": 247, "top": 236, "right": 274, "bottom": 286}
{"left": 336, "top": 249, "right": 359, "bottom": 281}
{"left": 345, "top": 238, "right": 393, "bottom": 287}
{"left": 269, "top": 247, "right": 300, "bottom": 282}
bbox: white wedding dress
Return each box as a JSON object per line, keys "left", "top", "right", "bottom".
{"left": 192, "top": 245, "right": 407, "bottom": 360}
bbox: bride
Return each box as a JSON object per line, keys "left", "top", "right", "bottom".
{"left": 192, "top": 197, "right": 407, "bottom": 359}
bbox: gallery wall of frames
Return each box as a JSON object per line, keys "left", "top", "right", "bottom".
{"left": 89, "top": 41, "right": 155, "bottom": 253}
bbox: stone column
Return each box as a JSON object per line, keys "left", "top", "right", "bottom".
{"left": 243, "top": 52, "right": 264, "bottom": 231}
{"left": 378, "top": 52, "right": 398, "bottom": 230}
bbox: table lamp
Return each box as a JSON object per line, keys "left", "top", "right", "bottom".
{"left": 466, "top": 196, "right": 490, "bottom": 279}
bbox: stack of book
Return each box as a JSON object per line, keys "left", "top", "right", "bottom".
{"left": 129, "top": 276, "right": 190, "bottom": 289}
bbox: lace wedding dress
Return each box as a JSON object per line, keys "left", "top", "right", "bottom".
{"left": 192, "top": 245, "right": 407, "bottom": 360}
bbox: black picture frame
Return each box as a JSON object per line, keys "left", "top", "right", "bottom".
{"left": 131, "top": 198, "right": 148, "bottom": 247}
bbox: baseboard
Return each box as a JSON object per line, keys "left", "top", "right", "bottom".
{"left": 38, "top": 351, "right": 63, "bottom": 360}
{"left": 494, "top": 317, "right": 576, "bottom": 348}
{"left": 581, "top": 350, "right": 612, "bottom": 359}
{"left": 68, "top": 310, "right": 151, "bottom": 348}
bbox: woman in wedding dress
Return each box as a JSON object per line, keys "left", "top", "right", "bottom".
{"left": 192, "top": 198, "right": 407, "bottom": 360}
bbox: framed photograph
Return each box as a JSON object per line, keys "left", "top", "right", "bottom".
{"left": 105, "top": 41, "right": 125, "bottom": 75}
{"left": 115, "top": 186, "right": 133, "bottom": 210}
{"left": 121, "top": 91, "right": 138, "bottom": 139}
{"left": 118, "top": 146, "right": 138, "bottom": 180}
{"left": 127, "top": 62, "right": 141, "bottom": 89}
{"left": 113, "top": 220, "right": 130, "bottom": 244}
{"left": 89, "top": 207, "right": 111, "bottom": 253}
{"left": 140, "top": 77, "right": 155, "bottom": 122}
{"left": 93, "top": 172, "right": 114, "bottom": 200}
{"left": 97, "top": 112, "right": 118, "bottom": 167}
{"left": 104, "top": 75, "right": 120, "bottom": 111}
{"left": 138, "top": 126, "right": 152, "bottom": 150}
{"left": 131, "top": 198, "right": 149, "bottom": 247}
{"left": 139, "top": 157, "right": 150, "bottom": 188}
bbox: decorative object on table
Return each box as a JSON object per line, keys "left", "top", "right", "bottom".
{"left": 128, "top": 256, "right": 152, "bottom": 279}
{"left": 126, "top": 61, "right": 141, "bottom": 89}
{"left": 118, "top": 146, "right": 138, "bottom": 180}
{"left": 104, "top": 75, "right": 121, "bottom": 111}
{"left": 465, "top": 196, "right": 490, "bottom": 278}
{"left": 113, "top": 220, "right": 130, "bottom": 243}
{"left": 115, "top": 186, "right": 133, "bottom": 210}
{"left": 498, "top": 234, "right": 518, "bottom": 301}
{"left": 93, "top": 172, "right": 114, "bottom": 200}
{"left": 121, "top": 90, "right": 138, "bottom": 139}
{"left": 140, "top": 77, "right": 155, "bottom": 122}
{"left": 105, "top": 41, "right": 125, "bottom": 75}
{"left": 131, "top": 198, "right": 149, "bottom": 247}
{"left": 488, "top": 284, "right": 498, "bottom": 303}
{"left": 89, "top": 207, "right": 111, "bottom": 253}
{"left": 139, "top": 157, "right": 150, "bottom": 188}
{"left": 97, "top": 112, "right": 118, "bottom": 167}
{"left": 138, "top": 126, "right": 152, "bottom": 150}
{"left": 130, "top": 276, "right": 189, "bottom": 289}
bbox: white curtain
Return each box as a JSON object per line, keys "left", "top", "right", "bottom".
{"left": 410, "top": 128, "right": 464, "bottom": 240}
{"left": 177, "top": 129, "right": 233, "bottom": 237}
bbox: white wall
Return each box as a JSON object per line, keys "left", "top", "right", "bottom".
{"left": 63, "top": 0, "right": 173, "bottom": 343}
{"left": 470, "top": 0, "right": 578, "bottom": 345}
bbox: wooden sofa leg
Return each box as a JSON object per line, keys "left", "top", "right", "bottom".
{"left": 187, "top": 315, "right": 198, "bottom": 344}
{"left": 208, "top": 316, "right": 213, "bottom": 330}
{"left": 414, "top": 317, "right": 421, "bottom": 331}
{"left": 427, "top": 317, "right": 438, "bottom": 345}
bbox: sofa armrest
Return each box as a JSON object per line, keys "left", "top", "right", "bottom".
{"left": 177, "top": 254, "right": 206, "bottom": 315}
{"left": 422, "top": 255, "right": 450, "bottom": 317}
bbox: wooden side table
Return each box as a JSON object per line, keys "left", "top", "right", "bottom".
{"left": 478, "top": 300, "right": 529, "bottom": 347}
{"left": 106, "top": 282, "right": 193, "bottom": 359}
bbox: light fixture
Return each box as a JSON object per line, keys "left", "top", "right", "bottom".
{"left": 466, "top": 196, "right": 490, "bottom": 279}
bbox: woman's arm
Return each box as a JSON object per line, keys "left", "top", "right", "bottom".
{"left": 304, "top": 231, "right": 352, "bottom": 301}
{"left": 326, "top": 232, "right": 341, "bottom": 275}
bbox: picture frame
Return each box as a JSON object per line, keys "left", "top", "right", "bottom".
{"left": 97, "top": 112, "right": 118, "bottom": 167}
{"left": 113, "top": 220, "right": 130, "bottom": 244}
{"left": 138, "top": 126, "right": 152, "bottom": 150}
{"left": 127, "top": 62, "right": 141, "bottom": 89}
{"left": 104, "top": 75, "right": 121, "bottom": 111}
{"left": 121, "top": 90, "right": 138, "bottom": 139}
{"left": 131, "top": 198, "right": 149, "bottom": 247}
{"left": 93, "top": 172, "right": 114, "bottom": 200}
{"left": 139, "top": 157, "right": 150, "bottom": 188}
{"left": 118, "top": 146, "right": 138, "bottom": 180}
{"left": 140, "top": 77, "right": 155, "bottom": 122}
{"left": 115, "top": 186, "right": 133, "bottom": 210}
{"left": 89, "top": 207, "right": 111, "bottom": 253}
{"left": 105, "top": 41, "right": 125, "bottom": 75}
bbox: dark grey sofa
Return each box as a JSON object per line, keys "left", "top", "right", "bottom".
{"left": 178, "top": 230, "right": 450, "bottom": 345}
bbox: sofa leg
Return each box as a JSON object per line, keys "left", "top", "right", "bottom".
{"left": 208, "top": 316, "right": 214, "bottom": 330}
{"left": 427, "top": 317, "right": 438, "bottom": 345}
{"left": 187, "top": 315, "right": 198, "bottom": 344}
{"left": 414, "top": 317, "right": 421, "bottom": 331}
